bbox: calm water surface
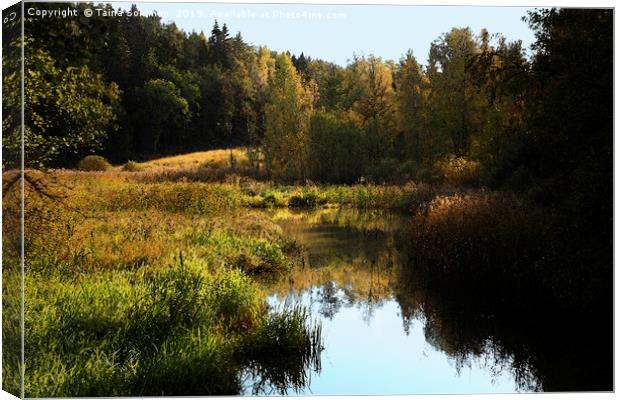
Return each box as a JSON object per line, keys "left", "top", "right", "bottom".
{"left": 242, "top": 208, "right": 610, "bottom": 395}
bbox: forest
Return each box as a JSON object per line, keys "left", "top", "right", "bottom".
{"left": 1, "top": 3, "right": 613, "bottom": 397}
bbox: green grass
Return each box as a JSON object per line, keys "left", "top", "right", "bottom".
{"left": 240, "top": 181, "right": 458, "bottom": 212}
{"left": 4, "top": 167, "right": 327, "bottom": 397}
{"left": 242, "top": 306, "right": 323, "bottom": 395}
{"left": 22, "top": 257, "right": 321, "bottom": 397}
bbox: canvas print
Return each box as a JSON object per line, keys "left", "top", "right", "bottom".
{"left": 1, "top": 1, "right": 613, "bottom": 397}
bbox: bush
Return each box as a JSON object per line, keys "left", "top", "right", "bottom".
{"left": 78, "top": 155, "right": 112, "bottom": 171}
{"left": 433, "top": 156, "right": 481, "bottom": 186}
{"left": 244, "top": 191, "right": 287, "bottom": 208}
{"left": 288, "top": 189, "right": 325, "bottom": 208}
{"left": 123, "top": 160, "right": 144, "bottom": 172}
{"left": 262, "top": 191, "right": 286, "bottom": 207}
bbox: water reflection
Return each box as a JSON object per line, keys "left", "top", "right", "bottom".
{"left": 255, "top": 207, "right": 611, "bottom": 394}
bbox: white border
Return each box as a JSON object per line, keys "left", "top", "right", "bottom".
{"left": 0, "top": 1, "right": 616, "bottom": 400}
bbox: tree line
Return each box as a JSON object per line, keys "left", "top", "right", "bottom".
{"left": 3, "top": 5, "right": 612, "bottom": 198}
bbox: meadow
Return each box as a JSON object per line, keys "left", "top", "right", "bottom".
{"left": 4, "top": 149, "right": 329, "bottom": 396}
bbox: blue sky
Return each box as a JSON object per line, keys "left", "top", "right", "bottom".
{"left": 116, "top": 2, "right": 537, "bottom": 66}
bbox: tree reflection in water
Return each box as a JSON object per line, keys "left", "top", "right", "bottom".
{"left": 263, "top": 207, "right": 612, "bottom": 393}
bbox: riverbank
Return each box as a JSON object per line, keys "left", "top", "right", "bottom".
{"left": 4, "top": 168, "right": 329, "bottom": 396}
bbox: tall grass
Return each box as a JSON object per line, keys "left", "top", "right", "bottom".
{"left": 2, "top": 168, "right": 325, "bottom": 397}
{"left": 23, "top": 259, "right": 322, "bottom": 397}
{"left": 242, "top": 182, "right": 459, "bottom": 212}
{"left": 406, "top": 192, "right": 547, "bottom": 283}
{"left": 398, "top": 191, "right": 608, "bottom": 315}
{"left": 242, "top": 305, "right": 322, "bottom": 395}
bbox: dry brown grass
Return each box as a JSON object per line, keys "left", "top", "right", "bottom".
{"left": 408, "top": 191, "right": 547, "bottom": 276}
{"left": 54, "top": 148, "right": 261, "bottom": 184}
{"left": 130, "top": 148, "right": 252, "bottom": 171}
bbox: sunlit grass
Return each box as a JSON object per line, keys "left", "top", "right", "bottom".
{"left": 131, "top": 148, "right": 252, "bottom": 171}
{"left": 22, "top": 256, "right": 322, "bottom": 397}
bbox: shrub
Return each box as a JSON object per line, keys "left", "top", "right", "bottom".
{"left": 78, "top": 155, "right": 112, "bottom": 171}
{"left": 262, "top": 191, "right": 286, "bottom": 207}
{"left": 433, "top": 156, "right": 481, "bottom": 186}
{"left": 288, "top": 189, "right": 325, "bottom": 208}
{"left": 244, "top": 191, "right": 287, "bottom": 208}
{"left": 123, "top": 160, "right": 144, "bottom": 172}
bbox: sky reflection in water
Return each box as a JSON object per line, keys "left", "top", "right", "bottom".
{"left": 246, "top": 208, "right": 538, "bottom": 395}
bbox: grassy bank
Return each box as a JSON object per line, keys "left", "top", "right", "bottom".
{"left": 5, "top": 166, "right": 328, "bottom": 396}
{"left": 8, "top": 162, "right": 457, "bottom": 396}
{"left": 23, "top": 260, "right": 321, "bottom": 396}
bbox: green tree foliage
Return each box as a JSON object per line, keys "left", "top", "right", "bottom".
{"left": 264, "top": 53, "right": 316, "bottom": 181}
{"left": 517, "top": 9, "right": 612, "bottom": 302}
{"left": 307, "top": 110, "right": 364, "bottom": 183}
{"left": 343, "top": 56, "right": 397, "bottom": 165}
{"left": 2, "top": 37, "right": 22, "bottom": 170}
{"left": 134, "top": 79, "right": 190, "bottom": 154}
{"left": 246, "top": 47, "right": 276, "bottom": 169}
{"left": 468, "top": 33, "right": 528, "bottom": 177}
{"left": 394, "top": 50, "right": 429, "bottom": 165}
{"left": 306, "top": 59, "right": 345, "bottom": 110}
{"left": 520, "top": 9, "right": 612, "bottom": 211}
{"left": 427, "top": 28, "right": 484, "bottom": 157}
{"left": 20, "top": 4, "right": 612, "bottom": 209}
{"left": 4, "top": 38, "right": 120, "bottom": 168}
